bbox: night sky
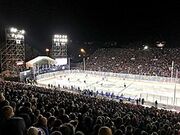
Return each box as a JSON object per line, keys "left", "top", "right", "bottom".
{"left": 1, "top": 0, "right": 180, "bottom": 53}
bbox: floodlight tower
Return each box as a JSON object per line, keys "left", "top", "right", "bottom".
{"left": 52, "top": 34, "right": 68, "bottom": 58}
{"left": 1, "top": 27, "right": 25, "bottom": 76}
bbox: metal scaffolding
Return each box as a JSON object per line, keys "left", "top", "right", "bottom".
{"left": 0, "top": 27, "right": 25, "bottom": 77}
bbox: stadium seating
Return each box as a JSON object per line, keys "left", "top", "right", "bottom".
{"left": 79, "top": 48, "right": 180, "bottom": 77}
{"left": 0, "top": 80, "right": 180, "bottom": 135}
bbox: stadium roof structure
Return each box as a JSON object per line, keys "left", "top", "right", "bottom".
{"left": 26, "top": 56, "right": 56, "bottom": 68}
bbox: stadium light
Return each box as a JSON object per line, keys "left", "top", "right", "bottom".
{"left": 53, "top": 34, "right": 68, "bottom": 43}
{"left": 45, "top": 48, "right": 50, "bottom": 56}
{"left": 10, "top": 27, "right": 17, "bottom": 33}
{"left": 16, "top": 34, "right": 24, "bottom": 39}
{"left": 143, "top": 45, "right": 148, "bottom": 50}
{"left": 54, "top": 35, "right": 59, "bottom": 38}
{"left": 157, "top": 42, "right": 165, "bottom": 48}
{"left": 80, "top": 48, "right": 86, "bottom": 53}
{"left": 9, "top": 27, "right": 25, "bottom": 39}
{"left": 21, "top": 30, "right": 25, "bottom": 34}
{"left": 45, "top": 48, "right": 49, "bottom": 52}
{"left": 11, "top": 33, "right": 15, "bottom": 38}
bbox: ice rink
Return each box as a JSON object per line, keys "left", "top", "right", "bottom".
{"left": 37, "top": 71, "right": 180, "bottom": 106}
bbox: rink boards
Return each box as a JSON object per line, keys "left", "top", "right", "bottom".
{"left": 37, "top": 70, "right": 180, "bottom": 106}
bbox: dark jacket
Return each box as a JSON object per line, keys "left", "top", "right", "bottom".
{"left": 0, "top": 116, "right": 26, "bottom": 135}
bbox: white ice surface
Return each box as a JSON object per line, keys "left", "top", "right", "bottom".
{"left": 37, "top": 72, "right": 180, "bottom": 106}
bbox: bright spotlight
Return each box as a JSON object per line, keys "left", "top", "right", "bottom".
{"left": 80, "top": 48, "right": 86, "bottom": 53}
{"left": 157, "top": 42, "right": 165, "bottom": 48}
{"left": 54, "top": 35, "right": 59, "bottom": 38}
{"left": 53, "top": 34, "right": 68, "bottom": 43}
{"left": 21, "top": 30, "right": 25, "bottom": 34}
{"left": 60, "top": 39, "right": 67, "bottom": 42}
{"left": 11, "top": 33, "right": 15, "bottom": 38}
{"left": 45, "top": 48, "right": 49, "bottom": 52}
{"left": 16, "top": 34, "right": 24, "bottom": 39}
{"left": 10, "top": 27, "right": 17, "bottom": 33}
{"left": 144, "top": 45, "right": 148, "bottom": 50}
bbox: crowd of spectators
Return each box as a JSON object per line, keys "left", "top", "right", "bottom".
{"left": 1, "top": 80, "right": 180, "bottom": 135}
{"left": 37, "top": 64, "right": 69, "bottom": 74}
{"left": 79, "top": 48, "right": 180, "bottom": 77}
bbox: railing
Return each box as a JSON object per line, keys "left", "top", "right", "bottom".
{"left": 140, "top": 93, "right": 174, "bottom": 105}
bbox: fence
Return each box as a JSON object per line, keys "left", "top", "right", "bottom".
{"left": 139, "top": 93, "right": 180, "bottom": 106}
{"left": 140, "top": 93, "right": 173, "bottom": 105}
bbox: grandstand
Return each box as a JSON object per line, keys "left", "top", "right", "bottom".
{"left": 1, "top": 77, "right": 180, "bottom": 135}
{"left": 1, "top": 47, "right": 180, "bottom": 135}
{"left": 79, "top": 48, "right": 180, "bottom": 77}
{"left": 1, "top": 35, "right": 180, "bottom": 134}
{"left": 1, "top": 2, "right": 180, "bottom": 134}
